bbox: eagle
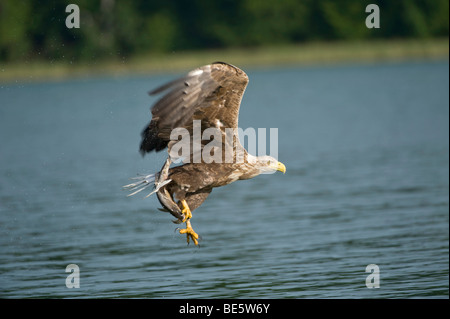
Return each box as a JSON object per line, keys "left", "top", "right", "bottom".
{"left": 124, "top": 62, "right": 286, "bottom": 245}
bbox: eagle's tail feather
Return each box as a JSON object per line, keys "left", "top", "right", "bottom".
{"left": 123, "top": 173, "right": 172, "bottom": 198}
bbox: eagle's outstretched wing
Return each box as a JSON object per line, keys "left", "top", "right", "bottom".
{"left": 139, "top": 62, "right": 249, "bottom": 157}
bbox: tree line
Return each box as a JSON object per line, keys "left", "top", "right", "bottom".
{"left": 0, "top": 0, "right": 448, "bottom": 62}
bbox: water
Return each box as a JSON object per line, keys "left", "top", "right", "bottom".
{"left": 0, "top": 61, "right": 448, "bottom": 298}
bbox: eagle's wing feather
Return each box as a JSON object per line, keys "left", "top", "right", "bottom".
{"left": 140, "top": 62, "right": 249, "bottom": 155}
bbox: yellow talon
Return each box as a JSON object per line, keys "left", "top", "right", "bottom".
{"left": 180, "top": 199, "right": 192, "bottom": 222}
{"left": 179, "top": 220, "right": 199, "bottom": 245}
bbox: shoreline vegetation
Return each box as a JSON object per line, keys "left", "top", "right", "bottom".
{"left": 0, "top": 38, "right": 448, "bottom": 84}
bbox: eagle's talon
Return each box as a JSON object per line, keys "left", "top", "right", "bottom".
{"left": 178, "top": 220, "right": 199, "bottom": 245}
{"left": 181, "top": 212, "right": 191, "bottom": 223}
{"left": 179, "top": 229, "right": 199, "bottom": 246}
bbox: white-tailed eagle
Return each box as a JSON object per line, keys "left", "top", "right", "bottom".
{"left": 124, "top": 62, "right": 286, "bottom": 245}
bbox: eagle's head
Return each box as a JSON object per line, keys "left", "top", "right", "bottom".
{"left": 251, "top": 155, "right": 286, "bottom": 175}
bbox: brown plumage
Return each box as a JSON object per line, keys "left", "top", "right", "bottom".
{"left": 125, "top": 62, "right": 286, "bottom": 245}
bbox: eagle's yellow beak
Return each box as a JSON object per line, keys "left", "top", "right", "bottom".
{"left": 277, "top": 162, "right": 286, "bottom": 174}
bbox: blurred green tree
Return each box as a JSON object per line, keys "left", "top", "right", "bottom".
{"left": 0, "top": 0, "right": 447, "bottom": 62}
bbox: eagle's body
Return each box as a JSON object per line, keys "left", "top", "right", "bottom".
{"left": 125, "top": 62, "right": 285, "bottom": 245}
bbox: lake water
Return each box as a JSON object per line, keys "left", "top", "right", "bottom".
{"left": 0, "top": 60, "right": 448, "bottom": 298}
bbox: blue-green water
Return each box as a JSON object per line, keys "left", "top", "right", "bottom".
{"left": 0, "top": 61, "right": 448, "bottom": 298}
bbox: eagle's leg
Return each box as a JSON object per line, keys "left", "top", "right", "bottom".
{"left": 180, "top": 199, "right": 192, "bottom": 222}
{"left": 178, "top": 199, "right": 199, "bottom": 245}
